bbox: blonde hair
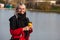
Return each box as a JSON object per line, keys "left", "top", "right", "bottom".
{"left": 16, "top": 3, "right": 26, "bottom": 10}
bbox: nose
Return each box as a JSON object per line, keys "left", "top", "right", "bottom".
{"left": 18, "top": 9, "right": 22, "bottom": 12}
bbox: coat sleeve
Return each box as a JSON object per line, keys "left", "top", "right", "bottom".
{"left": 10, "top": 28, "right": 23, "bottom": 35}
{"left": 25, "top": 17, "right": 30, "bottom": 26}
{"left": 9, "top": 17, "right": 17, "bottom": 30}
{"left": 29, "top": 28, "right": 33, "bottom": 34}
{"left": 9, "top": 17, "right": 23, "bottom": 35}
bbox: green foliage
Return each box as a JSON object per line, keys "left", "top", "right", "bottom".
{"left": 35, "top": 2, "right": 51, "bottom": 11}
{"left": 51, "top": 5, "right": 60, "bottom": 10}
{"left": 0, "top": 0, "right": 5, "bottom": 3}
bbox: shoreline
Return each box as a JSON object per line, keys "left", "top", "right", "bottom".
{"left": 0, "top": 8, "right": 60, "bottom": 14}
{"left": 27, "top": 9, "right": 60, "bottom": 13}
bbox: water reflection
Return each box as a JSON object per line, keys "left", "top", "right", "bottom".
{"left": 0, "top": 9, "right": 60, "bottom": 40}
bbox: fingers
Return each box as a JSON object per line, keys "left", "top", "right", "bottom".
{"left": 23, "top": 26, "right": 29, "bottom": 31}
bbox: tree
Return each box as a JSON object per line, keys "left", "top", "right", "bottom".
{"left": 0, "top": 0, "right": 5, "bottom": 3}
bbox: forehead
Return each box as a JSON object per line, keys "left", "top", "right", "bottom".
{"left": 18, "top": 5, "right": 26, "bottom": 8}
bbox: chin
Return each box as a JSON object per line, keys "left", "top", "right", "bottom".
{"left": 21, "top": 12, "right": 25, "bottom": 14}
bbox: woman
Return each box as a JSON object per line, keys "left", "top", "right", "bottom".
{"left": 9, "top": 3, "right": 33, "bottom": 40}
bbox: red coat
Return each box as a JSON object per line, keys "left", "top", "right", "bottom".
{"left": 10, "top": 28, "right": 33, "bottom": 40}
{"left": 9, "top": 14, "right": 33, "bottom": 40}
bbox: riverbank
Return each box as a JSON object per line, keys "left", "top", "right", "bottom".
{"left": 0, "top": 8, "right": 60, "bottom": 14}
{"left": 27, "top": 8, "right": 60, "bottom": 14}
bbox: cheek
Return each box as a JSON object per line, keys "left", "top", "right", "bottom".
{"left": 21, "top": 10, "right": 26, "bottom": 14}
{"left": 18, "top": 9, "right": 21, "bottom": 12}
{"left": 22, "top": 10, "right": 26, "bottom": 12}
{"left": 21, "top": 9, "right": 26, "bottom": 12}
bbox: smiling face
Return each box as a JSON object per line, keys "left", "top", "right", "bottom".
{"left": 16, "top": 4, "right": 26, "bottom": 14}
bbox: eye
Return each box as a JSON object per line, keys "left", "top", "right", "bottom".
{"left": 17, "top": 8, "right": 21, "bottom": 10}
{"left": 16, "top": 7, "right": 25, "bottom": 10}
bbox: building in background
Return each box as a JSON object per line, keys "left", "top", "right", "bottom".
{"left": 1, "top": 0, "right": 60, "bottom": 8}
{"left": 25, "top": 0, "right": 56, "bottom": 8}
{"left": 3, "top": 0, "right": 26, "bottom": 7}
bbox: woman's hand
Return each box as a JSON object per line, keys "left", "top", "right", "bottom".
{"left": 23, "top": 26, "right": 30, "bottom": 31}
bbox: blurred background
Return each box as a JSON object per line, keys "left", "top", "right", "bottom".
{"left": 0, "top": 0, "right": 60, "bottom": 40}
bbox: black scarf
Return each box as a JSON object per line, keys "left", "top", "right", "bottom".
{"left": 17, "top": 12, "right": 26, "bottom": 20}
{"left": 15, "top": 12, "right": 27, "bottom": 28}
